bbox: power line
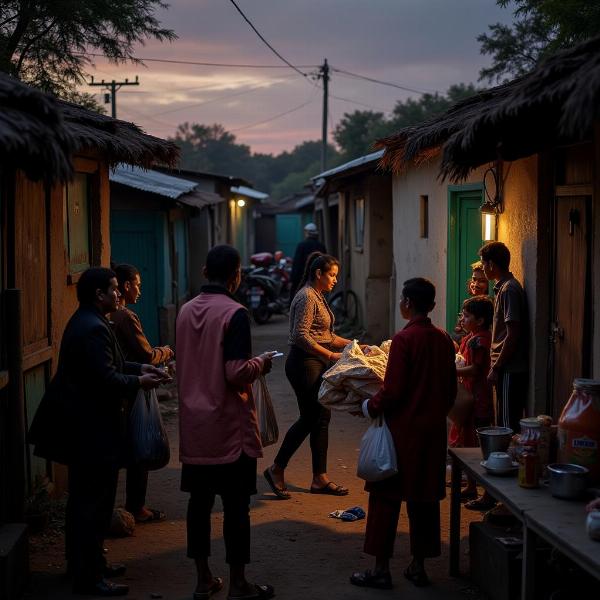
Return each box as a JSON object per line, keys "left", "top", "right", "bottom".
{"left": 226, "top": 0, "right": 308, "bottom": 79}
{"left": 231, "top": 98, "right": 315, "bottom": 132}
{"left": 331, "top": 67, "right": 439, "bottom": 95}
{"left": 330, "top": 94, "right": 394, "bottom": 113}
{"left": 80, "top": 51, "right": 317, "bottom": 69}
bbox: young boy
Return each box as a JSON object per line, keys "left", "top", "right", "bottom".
{"left": 450, "top": 296, "right": 494, "bottom": 500}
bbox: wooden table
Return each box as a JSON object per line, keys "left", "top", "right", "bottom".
{"left": 449, "top": 447, "right": 600, "bottom": 599}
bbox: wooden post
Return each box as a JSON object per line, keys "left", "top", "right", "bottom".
{"left": 5, "top": 289, "right": 26, "bottom": 521}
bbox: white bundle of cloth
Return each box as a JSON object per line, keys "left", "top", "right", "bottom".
{"left": 318, "top": 339, "right": 391, "bottom": 412}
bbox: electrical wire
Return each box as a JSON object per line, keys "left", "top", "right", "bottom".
{"left": 331, "top": 67, "right": 439, "bottom": 95}
{"left": 231, "top": 98, "right": 315, "bottom": 132}
{"left": 330, "top": 94, "right": 393, "bottom": 113}
{"left": 226, "top": 0, "right": 308, "bottom": 78}
{"left": 80, "top": 51, "right": 317, "bottom": 69}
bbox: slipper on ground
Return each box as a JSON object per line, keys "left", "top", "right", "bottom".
{"left": 349, "top": 570, "right": 393, "bottom": 589}
{"left": 227, "top": 583, "right": 274, "bottom": 600}
{"left": 310, "top": 482, "right": 348, "bottom": 496}
{"left": 263, "top": 468, "right": 291, "bottom": 500}
{"left": 135, "top": 508, "right": 166, "bottom": 524}
{"left": 193, "top": 577, "right": 224, "bottom": 600}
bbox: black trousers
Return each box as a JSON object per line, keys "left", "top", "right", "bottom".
{"left": 274, "top": 347, "right": 331, "bottom": 475}
{"left": 495, "top": 370, "right": 528, "bottom": 433}
{"left": 125, "top": 465, "right": 148, "bottom": 514}
{"left": 183, "top": 454, "right": 256, "bottom": 565}
{"left": 66, "top": 462, "right": 119, "bottom": 585}
{"left": 363, "top": 493, "right": 441, "bottom": 560}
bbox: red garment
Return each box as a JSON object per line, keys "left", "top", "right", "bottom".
{"left": 176, "top": 292, "right": 264, "bottom": 465}
{"left": 366, "top": 316, "right": 457, "bottom": 502}
{"left": 449, "top": 329, "right": 493, "bottom": 448}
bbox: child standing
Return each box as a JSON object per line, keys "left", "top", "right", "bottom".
{"left": 449, "top": 296, "right": 494, "bottom": 500}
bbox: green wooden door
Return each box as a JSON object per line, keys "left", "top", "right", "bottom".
{"left": 446, "top": 186, "right": 484, "bottom": 331}
{"left": 276, "top": 214, "right": 303, "bottom": 257}
{"left": 110, "top": 211, "right": 163, "bottom": 346}
{"left": 24, "top": 364, "right": 48, "bottom": 490}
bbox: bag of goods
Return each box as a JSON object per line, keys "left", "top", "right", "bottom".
{"left": 318, "top": 340, "right": 390, "bottom": 412}
{"left": 357, "top": 415, "right": 398, "bottom": 482}
{"left": 447, "top": 380, "right": 474, "bottom": 427}
{"left": 253, "top": 375, "right": 279, "bottom": 447}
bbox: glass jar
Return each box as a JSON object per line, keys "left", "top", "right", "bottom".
{"left": 558, "top": 378, "right": 600, "bottom": 484}
{"left": 518, "top": 418, "right": 541, "bottom": 488}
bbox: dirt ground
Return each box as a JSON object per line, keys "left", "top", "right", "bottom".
{"left": 25, "top": 317, "right": 487, "bottom": 600}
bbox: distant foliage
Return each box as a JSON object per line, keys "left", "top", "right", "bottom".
{"left": 333, "top": 83, "right": 482, "bottom": 161}
{"left": 478, "top": 0, "right": 600, "bottom": 82}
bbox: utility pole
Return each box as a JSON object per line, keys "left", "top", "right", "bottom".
{"left": 88, "top": 75, "right": 140, "bottom": 118}
{"left": 319, "top": 58, "right": 329, "bottom": 172}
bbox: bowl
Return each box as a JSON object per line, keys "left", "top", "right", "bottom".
{"left": 546, "top": 463, "right": 589, "bottom": 500}
{"left": 486, "top": 452, "right": 514, "bottom": 470}
{"left": 476, "top": 426, "right": 513, "bottom": 460}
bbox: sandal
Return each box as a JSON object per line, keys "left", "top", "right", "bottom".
{"left": 135, "top": 508, "right": 166, "bottom": 523}
{"left": 403, "top": 565, "right": 430, "bottom": 587}
{"left": 310, "top": 482, "right": 349, "bottom": 496}
{"left": 193, "top": 577, "right": 224, "bottom": 600}
{"left": 227, "top": 583, "right": 274, "bottom": 600}
{"left": 464, "top": 496, "right": 497, "bottom": 512}
{"left": 263, "top": 468, "right": 291, "bottom": 500}
{"left": 349, "top": 570, "right": 393, "bottom": 589}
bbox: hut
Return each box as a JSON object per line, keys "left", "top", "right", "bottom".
{"left": 376, "top": 35, "right": 600, "bottom": 419}
{"left": 313, "top": 151, "right": 394, "bottom": 342}
{"left": 0, "top": 73, "right": 177, "bottom": 598}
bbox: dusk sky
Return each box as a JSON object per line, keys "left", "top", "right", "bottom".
{"left": 82, "top": 0, "right": 515, "bottom": 155}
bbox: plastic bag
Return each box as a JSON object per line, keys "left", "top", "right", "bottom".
{"left": 129, "top": 388, "right": 170, "bottom": 470}
{"left": 356, "top": 415, "right": 398, "bottom": 482}
{"left": 253, "top": 376, "right": 278, "bottom": 447}
{"left": 447, "top": 380, "right": 474, "bottom": 427}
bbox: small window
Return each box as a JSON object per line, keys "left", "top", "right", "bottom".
{"left": 419, "top": 195, "right": 429, "bottom": 238}
{"left": 354, "top": 197, "right": 365, "bottom": 249}
{"left": 64, "top": 173, "right": 91, "bottom": 276}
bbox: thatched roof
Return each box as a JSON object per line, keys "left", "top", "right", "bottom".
{"left": 59, "top": 101, "right": 179, "bottom": 169}
{"left": 0, "top": 72, "right": 74, "bottom": 181}
{"left": 377, "top": 35, "right": 600, "bottom": 181}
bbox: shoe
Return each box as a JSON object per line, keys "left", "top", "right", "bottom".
{"left": 104, "top": 564, "right": 126, "bottom": 578}
{"left": 403, "top": 565, "right": 430, "bottom": 587}
{"left": 193, "top": 577, "right": 224, "bottom": 600}
{"left": 465, "top": 496, "right": 497, "bottom": 511}
{"left": 134, "top": 508, "right": 166, "bottom": 523}
{"left": 263, "top": 468, "right": 291, "bottom": 499}
{"left": 227, "top": 583, "right": 275, "bottom": 600}
{"left": 349, "top": 570, "right": 393, "bottom": 589}
{"left": 73, "top": 578, "right": 129, "bottom": 596}
{"left": 310, "top": 482, "right": 349, "bottom": 496}
{"left": 460, "top": 489, "right": 478, "bottom": 502}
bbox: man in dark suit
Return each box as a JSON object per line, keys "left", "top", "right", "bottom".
{"left": 30, "top": 267, "right": 167, "bottom": 597}
{"left": 289, "top": 222, "right": 326, "bottom": 301}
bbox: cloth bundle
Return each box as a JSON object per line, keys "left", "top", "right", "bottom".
{"left": 318, "top": 339, "right": 391, "bottom": 412}
{"left": 329, "top": 506, "right": 366, "bottom": 521}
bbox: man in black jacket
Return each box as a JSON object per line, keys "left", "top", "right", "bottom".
{"left": 30, "top": 268, "right": 167, "bottom": 597}
{"left": 289, "top": 223, "right": 326, "bottom": 300}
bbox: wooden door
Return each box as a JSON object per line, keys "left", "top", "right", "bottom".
{"left": 446, "top": 187, "right": 484, "bottom": 330}
{"left": 550, "top": 195, "right": 591, "bottom": 419}
{"left": 276, "top": 214, "right": 302, "bottom": 257}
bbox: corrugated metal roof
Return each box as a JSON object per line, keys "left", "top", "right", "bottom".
{"left": 231, "top": 185, "right": 268, "bottom": 200}
{"left": 312, "top": 150, "right": 384, "bottom": 181}
{"left": 178, "top": 189, "right": 225, "bottom": 209}
{"left": 110, "top": 164, "right": 197, "bottom": 199}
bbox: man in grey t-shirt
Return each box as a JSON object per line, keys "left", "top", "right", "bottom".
{"left": 480, "top": 241, "right": 528, "bottom": 432}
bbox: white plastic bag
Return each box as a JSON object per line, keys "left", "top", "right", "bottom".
{"left": 356, "top": 416, "right": 398, "bottom": 482}
{"left": 253, "top": 376, "right": 278, "bottom": 447}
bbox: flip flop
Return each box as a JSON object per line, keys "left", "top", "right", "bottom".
{"left": 310, "top": 482, "right": 349, "bottom": 496}
{"left": 263, "top": 468, "right": 291, "bottom": 500}
{"left": 193, "top": 577, "right": 224, "bottom": 600}
{"left": 135, "top": 508, "right": 166, "bottom": 524}
{"left": 227, "top": 583, "right": 274, "bottom": 600}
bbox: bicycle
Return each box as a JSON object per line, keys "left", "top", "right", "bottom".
{"left": 328, "top": 288, "right": 363, "bottom": 338}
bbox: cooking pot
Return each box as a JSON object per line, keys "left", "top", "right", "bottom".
{"left": 546, "top": 463, "right": 589, "bottom": 500}
{"left": 476, "top": 426, "right": 513, "bottom": 460}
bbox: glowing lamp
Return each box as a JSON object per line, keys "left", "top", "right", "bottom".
{"left": 237, "top": 199, "right": 246, "bottom": 208}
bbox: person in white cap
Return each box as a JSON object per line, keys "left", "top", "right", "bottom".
{"left": 289, "top": 223, "right": 326, "bottom": 301}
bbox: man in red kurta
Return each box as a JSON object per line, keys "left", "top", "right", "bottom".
{"left": 351, "top": 278, "right": 456, "bottom": 590}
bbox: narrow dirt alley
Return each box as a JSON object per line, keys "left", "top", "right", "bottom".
{"left": 25, "top": 317, "right": 485, "bottom": 600}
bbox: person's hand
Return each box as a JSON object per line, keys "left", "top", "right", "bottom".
{"left": 359, "top": 344, "right": 370, "bottom": 354}
{"left": 329, "top": 352, "right": 342, "bottom": 362}
{"left": 258, "top": 351, "right": 275, "bottom": 375}
{"left": 138, "top": 373, "right": 163, "bottom": 390}
{"left": 141, "top": 364, "right": 172, "bottom": 383}
{"left": 163, "top": 345, "right": 174, "bottom": 360}
{"left": 586, "top": 498, "right": 600, "bottom": 512}
{"left": 487, "top": 367, "right": 499, "bottom": 384}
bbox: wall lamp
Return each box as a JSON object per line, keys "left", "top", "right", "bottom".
{"left": 237, "top": 198, "right": 246, "bottom": 208}
{"left": 481, "top": 163, "right": 503, "bottom": 241}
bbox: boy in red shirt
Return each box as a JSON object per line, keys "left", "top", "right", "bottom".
{"left": 449, "top": 296, "right": 494, "bottom": 500}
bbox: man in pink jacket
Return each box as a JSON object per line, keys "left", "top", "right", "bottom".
{"left": 177, "top": 245, "right": 275, "bottom": 600}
